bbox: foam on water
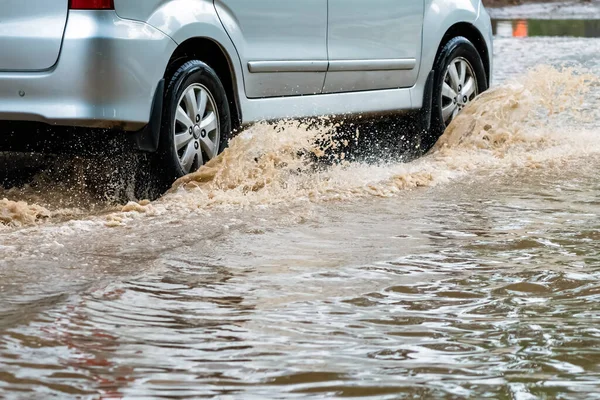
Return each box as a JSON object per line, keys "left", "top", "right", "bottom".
{"left": 0, "top": 66, "right": 598, "bottom": 228}
{"left": 0, "top": 198, "right": 50, "bottom": 228}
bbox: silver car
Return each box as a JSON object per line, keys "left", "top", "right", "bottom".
{"left": 0, "top": 0, "right": 492, "bottom": 191}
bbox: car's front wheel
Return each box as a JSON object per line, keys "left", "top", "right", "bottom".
{"left": 422, "top": 36, "right": 488, "bottom": 151}
{"left": 153, "top": 60, "right": 231, "bottom": 191}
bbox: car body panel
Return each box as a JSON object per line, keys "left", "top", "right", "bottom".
{"left": 214, "top": 0, "right": 328, "bottom": 98}
{"left": 142, "top": 0, "right": 414, "bottom": 121}
{"left": 0, "top": 0, "right": 493, "bottom": 135}
{"left": 111, "top": 0, "right": 491, "bottom": 125}
{"left": 323, "top": 0, "right": 424, "bottom": 93}
{"left": 409, "top": 0, "right": 489, "bottom": 107}
{"left": 0, "top": 11, "right": 176, "bottom": 129}
{"left": 475, "top": 5, "right": 494, "bottom": 82}
{"left": 113, "top": 0, "right": 247, "bottom": 124}
{"left": 241, "top": 87, "right": 414, "bottom": 124}
{"left": 113, "top": 0, "right": 165, "bottom": 21}
{"left": 0, "top": 0, "right": 68, "bottom": 71}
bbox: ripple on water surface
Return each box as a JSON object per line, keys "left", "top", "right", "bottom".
{"left": 2, "top": 180, "right": 600, "bottom": 398}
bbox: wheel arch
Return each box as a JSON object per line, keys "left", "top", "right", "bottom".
{"left": 138, "top": 1, "right": 245, "bottom": 131}
{"left": 434, "top": 23, "right": 491, "bottom": 87}
{"left": 164, "top": 37, "right": 242, "bottom": 132}
{"left": 411, "top": 0, "right": 492, "bottom": 108}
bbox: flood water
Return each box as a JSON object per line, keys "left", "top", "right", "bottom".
{"left": 2, "top": 21, "right": 600, "bottom": 400}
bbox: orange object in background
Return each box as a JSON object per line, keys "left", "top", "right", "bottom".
{"left": 513, "top": 20, "right": 529, "bottom": 37}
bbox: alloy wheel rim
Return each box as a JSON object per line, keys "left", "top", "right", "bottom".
{"left": 441, "top": 57, "right": 478, "bottom": 126}
{"left": 173, "top": 83, "right": 220, "bottom": 174}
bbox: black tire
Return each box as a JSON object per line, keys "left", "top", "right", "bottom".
{"left": 153, "top": 60, "right": 231, "bottom": 192}
{"left": 422, "top": 36, "right": 488, "bottom": 152}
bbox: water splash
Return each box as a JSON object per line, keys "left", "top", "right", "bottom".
{"left": 0, "top": 198, "right": 51, "bottom": 228}
{"left": 162, "top": 66, "right": 598, "bottom": 210}
{"left": 436, "top": 65, "right": 596, "bottom": 153}
{"left": 1, "top": 66, "right": 598, "bottom": 228}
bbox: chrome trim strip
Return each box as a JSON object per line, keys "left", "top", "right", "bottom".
{"left": 248, "top": 59, "right": 416, "bottom": 73}
{"left": 248, "top": 60, "right": 328, "bottom": 73}
{"left": 328, "top": 59, "right": 416, "bottom": 72}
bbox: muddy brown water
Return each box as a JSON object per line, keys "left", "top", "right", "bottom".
{"left": 2, "top": 30, "right": 600, "bottom": 399}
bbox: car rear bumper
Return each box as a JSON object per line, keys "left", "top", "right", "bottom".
{"left": 0, "top": 10, "right": 176, "bottom": 131}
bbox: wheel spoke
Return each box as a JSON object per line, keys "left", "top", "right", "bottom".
{"left": 442, "top": 103, "right": 457, "bottom": 122}
{"left": 200, "top": 136, "right": 217, "bottom": 159}
{"left": 184, "top": 89, "right": 199, "bottom": 121}
{"left": 458, "top": 60, "right": 467, "bottom": 86}
{"left": 176, "top": 106, "right": 194, "bottom": 130}
{"left": 463, "top": 77, "right": 476, "bottom": 98}
{"left": 197, "top": 90, "right": 208, "bottom": 119}
{"left": 442, "top": 82, "right": 457, "bottom": 100}
{"left": 200, "top": 111, "right": 218, "bottom": 160}
{"left": 200, "top": 111, "right": 217, "bottom": 133}
{"left": 180, "top": 143, "right": 196, "bottom": 173}
{"left": 195, "top": 143, "right": 204, "bottom": 167}
{"left": 448, "top": 63, "right": 460, "bottom": 91}
{"left": 174, "top": 133, "right": 193, "bottom": 150}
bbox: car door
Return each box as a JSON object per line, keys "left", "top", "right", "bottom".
{"left": 323, "top": 0, "right": 425, "bottom": 93}
{"left": 214, "top": 0, "right": 328, "bottom": 98}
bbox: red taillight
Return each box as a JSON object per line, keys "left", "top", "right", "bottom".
{"left": 69, "top": 0, "right": 114, "bottom": 9}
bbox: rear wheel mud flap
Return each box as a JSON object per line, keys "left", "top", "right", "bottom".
{"left": 417, "top": 70, "right": 435, "bottom": 153}
{"left": 420, "top": 70, "right": 435, "bottom": 132}
{"left": 133, "top": 79, "right": 165, "bottom": 153}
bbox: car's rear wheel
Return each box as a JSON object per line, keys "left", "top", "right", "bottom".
{"left": 152, "top": 60, "right": 231, "bottom": 192}
{"left": 421, "top": 36, "right": 488, "bottom": 151}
